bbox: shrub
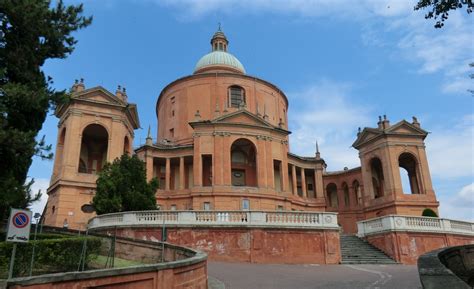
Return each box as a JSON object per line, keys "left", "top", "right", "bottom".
{"left": 422, "top": 208, "right": 438, "bottom": 217}
{"left": 0, "top": 236, "right": 101, "bottom": 278}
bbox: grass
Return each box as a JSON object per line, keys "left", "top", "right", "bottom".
{"left": 89, "top": 255, "right": 144, "bottom": 269}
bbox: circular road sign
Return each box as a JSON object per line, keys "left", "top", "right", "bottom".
{"left": 12, "top": 212, "right": 30, "bottom": 228}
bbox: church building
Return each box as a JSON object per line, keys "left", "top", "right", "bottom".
{"left": 43, "top": 29, "right": 439, "bottom": 233}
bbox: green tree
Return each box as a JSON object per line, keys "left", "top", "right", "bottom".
{"left": 0, "top": 0, "right": 91, "bottom": 220}
{"left": 414, "top": 0, "right": 473, "bottom": 28}
{"left": 93, "top": 154, "right": 158, "bottom": 215}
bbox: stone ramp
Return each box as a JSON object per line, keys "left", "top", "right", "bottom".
{"left": 340, "top": 235, "right": 397, "bottom": 264}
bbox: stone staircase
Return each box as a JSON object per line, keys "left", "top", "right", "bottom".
{"left": 340, "top": 235, "right": 397, "bottom": 264}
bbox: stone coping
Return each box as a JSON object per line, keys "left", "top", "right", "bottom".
{"left": 357, "top": 215, "right": 474, "bottom": 237}
{"left": 418, "top": 244, "right": 474, "bottom": 289}
{"left": 0, "top": 237, "right": 207, "bottom": 287}
{"left": 87, "top": 210, "right": 340, "bottom": 231}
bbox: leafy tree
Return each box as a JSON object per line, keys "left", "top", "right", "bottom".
{"left": 0, "top": 0, "right": 91, "bottom": 220}
{"left": 414, "top": 0, "right": 473, "bottom": 28}
{"left": 93, "top": 154, "right": 158, "bottom": 215}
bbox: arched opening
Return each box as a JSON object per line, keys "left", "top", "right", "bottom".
{"left": 326, "top": 183, "right": 338, "bottom": 208}
{"left": 78, "top": 124, "right": 108, "bottom": 174}
{"left": 228, "top": 85, "right": 245, "bottom": 108}
{"left": 54, "top": 128, "right": 66, "bottom": 175}
{"left": 370, "top": 157, "right": 385, "bottom": 198}
{"left": 231, "top": 139, "right": 257, "bottom": 187}
{"left": 342, "top": 182, "right": 350, "bottom": 207}
{"left": 353, "top": 180, "right": 362, "bottom": 205}
{"left": 123, "top": 136, "right": 130, "bottom": 155}
{"left": 422, "top": 208, "right": 438, "bottom": 217}
{"left": 399, "top": 153, "right": 420, "bottom": 194}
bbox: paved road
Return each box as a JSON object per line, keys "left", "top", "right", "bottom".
{"left": 208, "top": 262, "right": 422, "bottom": 289}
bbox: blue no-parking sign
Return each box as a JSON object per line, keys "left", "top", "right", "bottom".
{"left": 6, "top": 208, "right": 32, "bottom": 243}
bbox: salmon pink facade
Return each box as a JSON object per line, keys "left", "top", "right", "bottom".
{"left": 43, "top": 29, "right": 439, "bottom": 233}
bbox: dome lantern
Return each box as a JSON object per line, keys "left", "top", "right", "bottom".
{"left": 194, "top": 26, "right": 245, "bottom": 74}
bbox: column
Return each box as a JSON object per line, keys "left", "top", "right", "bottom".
{"left": 146, "top": 155, "right": 154, "bottom": 182}
{"left": 222, "top": 136, "right": 231, "bottom": 185}
{"left": 282, "top": 159, "right": 289, "bottom": 193}
{"left": 291, "top": 164, "right": 297, "bottom": 195}
{"left": 193, "top": 137, "right": 202, "bottom": 186}
{"left": 301, "top": 168, "right": 307, "bottom": 198}
{"left": 314, "top": 165, "right": 324, "bottom": 199}
{"left": 165, "top": 158, "right": 170, "bottom": 191}
{"left": 179, "top": 157, "right": 185, "bottom": 189}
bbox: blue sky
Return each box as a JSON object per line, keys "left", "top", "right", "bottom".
{"left": 28, "top": 0, "right": 473, "bottom": 220}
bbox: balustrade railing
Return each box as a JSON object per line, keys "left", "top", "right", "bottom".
{"left": 88, "top": 210, "right": 339, "bottom": 230}
{"left": 357, "top": 215, "right": 474, "bottom": 237}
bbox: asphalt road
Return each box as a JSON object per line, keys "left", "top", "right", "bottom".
{"left": 208, "top": 262, "right": 422, "bottom": 289}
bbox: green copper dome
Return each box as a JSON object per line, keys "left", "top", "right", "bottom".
{"left": 194, "top": 51, "right": 246, "bottom": 74}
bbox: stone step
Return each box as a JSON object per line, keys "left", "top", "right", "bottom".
{"left": 339, "top": 235, "right": 397, "bottom": 264}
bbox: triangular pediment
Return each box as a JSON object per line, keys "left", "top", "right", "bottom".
{"left": 352, "top": 128, "right": 382, "bottom": 148}
{"left": 73, "top": 86, "right": 124, "bottom": 106}
{"left": 212, "top": 110, "right": 275, "bottom": 128}
{"left": 385, "top": 120, "right": 428, "bottom": 136}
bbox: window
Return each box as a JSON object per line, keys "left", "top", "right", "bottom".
{"left": 277, "top": 205, "right": 284, "bottom": 211}
{"left": 170, "top": 96, "right": 175, "bottom": 104}
{"left": 307, "top": 184, "right": 313, "bottom": 191}
{"left": 229, "top": 86, "right": 245, "bottom": 108}
{"left": 169, "top": 128, "right": 174, "bottom": 138}
{"left": 242, "top": 199, "right": 250, "bottom": 210}
{"left": 170, "top": 204, "right": 177, "bottom": 211}
{"left": 171, "top": 110, "right": 175, "bottom": 117}
{"left": 203, "top": 202, "right": 211, "bottom": 211}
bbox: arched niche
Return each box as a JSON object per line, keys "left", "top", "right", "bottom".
{"left": 326, "top": 183, "right": 338, "bottom": 208}
{"left": 370, "top": 157, "right": 385, "bottom": 198}
{"left": 342, "top": 182, "right": 350, "bottom": 207}
{"left": 352, "top": 180, "right": 362, "bottom": 205}
{"left": 123, "top": 136, "right": 131, "bottom": 155}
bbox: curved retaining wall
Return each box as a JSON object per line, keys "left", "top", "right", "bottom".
{"left": 1, "top": 237, "right": 207, "bottom": 289}
{"left": 418, "top": 244, "right": 474, "bottom": 289}
{"left": 88, "top": 211, "right": 341, "bottom": 264}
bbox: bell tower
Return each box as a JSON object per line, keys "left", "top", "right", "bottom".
{"left": 352, "top": 116, "right": 439, "bottom": 218}
{"left": 43, "top": 79, "right": 140, "bottom": 229}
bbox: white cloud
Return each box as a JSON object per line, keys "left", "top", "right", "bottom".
{"left": 426, "top": 114, "right": 474, "bottom": 179}
{"left": 158, "top": 0, "right": 416, "bottom": 20}
{"left": 27, "top": 178, "right": 50, "bottom": 221}
{"left": 287, "top": 79, "right": 372, "bottom": 170}
{"left": 439, "top": 183, "right": 474, "bottom": 221}
{"left": 159, "top": 0, "right": 473, "bottom": 94}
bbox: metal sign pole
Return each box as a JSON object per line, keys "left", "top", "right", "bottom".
{"left": 30, "top": 213, "right": 41, "bottom": 276}
{"left": 8, "top": 243, "right": 17, "bottom": 279}
{"left": 28, "top": 221, "right": 39, "bottom": 276}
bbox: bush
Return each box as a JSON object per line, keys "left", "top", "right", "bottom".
{"left": 422, "top": 208, "right": 438, "bottom": 217}
{"left": 0, "top": 236, "right": 101, "bottom": 278}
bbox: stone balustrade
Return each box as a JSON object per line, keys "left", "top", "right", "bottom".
{"left": 88, "top": 210, "right": 339, "bottom": 230}
{"left": 357, "top": 215, "right": 474, "bottom": 237}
